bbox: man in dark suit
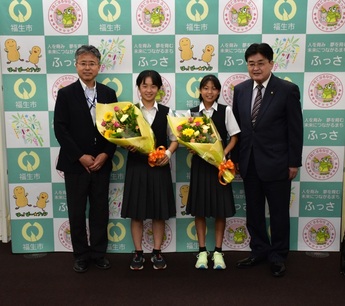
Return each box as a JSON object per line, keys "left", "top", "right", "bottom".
{"left": 54, "top": 45, "right": 117, "bottom": 273}
{"left": 232, "top": 43, "right": 303, "bottom": 277}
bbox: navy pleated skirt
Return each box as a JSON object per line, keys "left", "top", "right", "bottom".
{"left": 186, "top": 155, "right": 236, "bottom": 218}
{"left": 121, "top": 152, "right": 176, "bottom": 220}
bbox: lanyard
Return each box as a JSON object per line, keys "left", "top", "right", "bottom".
{"left": 85, "top": 89, "right": 97, "bottom": 110}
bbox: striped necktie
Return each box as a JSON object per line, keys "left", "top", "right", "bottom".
{"left": 251, "top": 84, "right": 263, "bottom": 126}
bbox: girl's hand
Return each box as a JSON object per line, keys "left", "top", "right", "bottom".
{"left": 187, "top": 148, "right": 196, "bottom": 155}
{"left": 155, "top": 154, "right": 170, "bottom": 167}
{"left": 126, "top": 145, "right": 137, "bottom": 153}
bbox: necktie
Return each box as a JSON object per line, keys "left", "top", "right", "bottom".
{"left": 251, "top": 84, "right": 263, "bottom": 126}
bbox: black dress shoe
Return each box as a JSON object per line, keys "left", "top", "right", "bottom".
{"left": 73, "top": 259, "right": 88, "bottom": 273}
{"left": 95, "top": 257, "right": 111, "bottom": 270}
{"left": 236, "top": 257, "right": 263, "bottom": 268}
{"left": 271, "top": 262, "right": 286, "bottom": 277}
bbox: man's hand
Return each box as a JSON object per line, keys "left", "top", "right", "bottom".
{"left": 289, "top": 167, "right": 298, "bottom": 180}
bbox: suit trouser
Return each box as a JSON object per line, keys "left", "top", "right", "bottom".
{"left": 64, "top": 168, "right": 110, "bottom": 260}
{"left": 243, "top": 153, "right": 291, "bottom": 263}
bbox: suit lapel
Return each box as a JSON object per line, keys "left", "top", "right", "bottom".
{"left": 243, "top": 81, "right": 254, "bottom": 126}
{"left": 74, "top": 80, "right": 92, "bottom": 118}
{"left": 95, "top": 82, "right": 103, "bottom": 102}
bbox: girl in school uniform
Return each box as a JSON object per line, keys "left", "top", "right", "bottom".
{"left": 186, "top": 74, "right": 240, "bottom": 270}
{"left": 121, "top": 70, "right": 178, "bottom": 270}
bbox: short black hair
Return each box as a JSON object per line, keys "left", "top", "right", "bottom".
{"left": 136, "top": 70, "right": 162, "bottom": 88}
{"left": 199, "top": 74, "right": 221, "bottom": 102}
{"left": 75, "top": 45, "right": 101, "bottom": 62}
{"left": 245, "top": 43, "right": 274, "bottom": 62}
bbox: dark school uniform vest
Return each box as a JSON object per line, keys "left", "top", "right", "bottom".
{"left": 151, "top": 104, "right": 169, "bottom": 148}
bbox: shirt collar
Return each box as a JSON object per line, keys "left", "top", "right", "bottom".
{"left": 139, "top": 100, "right": 159, "bottom": 111}
{"left": 199, "top": 101, "right": 218, "bottom": 112}
{"left": 79, "top": 79, "right": 96, "bottom": 91}
{"left": 252, "top": 73, "right": 271, "bottom": 90}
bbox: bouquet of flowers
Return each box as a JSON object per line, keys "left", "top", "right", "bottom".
{"left": 103, "top": 103, "right": 141, "bottom": 138}
{"left": 96, "top": 102, "right": 156, "bottom": 155}
{"left": 167, "top": 115, "right": 235, "bottom": 185}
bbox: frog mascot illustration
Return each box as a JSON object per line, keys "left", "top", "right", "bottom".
{"left": 230, "top": 226, "right": 248, "bottom": 244}
{"left": 319, "top": 155, "right": 333, "bottom": 175}
{"left": 322, "top": 82, "right": 336, "bottom": 102}
{"left": 311, "top": 226, "right": 330, "bottom": 245}
{"left": 56, "top": 6, "right": 77, "bottom": 28}
{"left": 237, "top": 5, "right": 252, "bottom": 26}
{"left": 150, "top": 6, "right": 165, "bottom": 27}
{"left": 326, "top": 4, "right": 341, "bottom": 26}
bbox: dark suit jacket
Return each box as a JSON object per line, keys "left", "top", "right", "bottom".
{"left": 54, "top": 80, "right": 117, "bottom": 173}
{"left": 232, "top": 74, "right": 303, "bottom": 181}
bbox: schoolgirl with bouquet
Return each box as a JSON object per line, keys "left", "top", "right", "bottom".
{"left": 185, "top": 75, "right": 240, "bottom": 270}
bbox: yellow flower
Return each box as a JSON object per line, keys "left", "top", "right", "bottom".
{"left": 194, "top": 117, "right": 204, "bottom": 125}
{"left": 104, "top": 111, "right": 114, "bottom": 122}
{"left": 104, "top": 130, "right": 113, "bottom": 138}
{"left": 182, "top": 128, "right": 195, "bottom": 137}
{"left": 122, "top": 104, "right": 131, "bottom": 112}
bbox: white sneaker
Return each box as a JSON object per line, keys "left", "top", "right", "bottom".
{"left": 212, "top": 251, "right": 226, "bottom": 270}
{"left": 195, "top": 251, "right": 209, "bottom": 269}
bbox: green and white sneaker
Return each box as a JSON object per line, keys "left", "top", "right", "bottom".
{"left": 195, "top": 251, "right": 209, "bottom": 269}
{"left": 212, "top": 251, "right": 226, "bottom": 270}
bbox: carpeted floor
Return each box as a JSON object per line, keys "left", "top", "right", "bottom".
{"left": 0, "top": 241, "right": 344, "bottom": 306}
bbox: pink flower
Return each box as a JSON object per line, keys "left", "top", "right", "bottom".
{"left": 114, "top": 106, "right": 120, "bottom": 112}
{"left": 101, "top": 120, "right": 106, "bottom": 127}
{"left": 188, "top": 117, "right": 194, "bottom": 123}
{"left": 114, "top": 121, "right": 120, "bottom": 128}
{"left": 177, "top": 125, "right": 182, "bottom": 131}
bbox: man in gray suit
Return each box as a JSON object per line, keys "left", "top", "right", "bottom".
{"left": 54, "top": 45, "right": 117, "bottom": 273}
{"left": 232, "top": 43, "right": 303, "bottom": 277}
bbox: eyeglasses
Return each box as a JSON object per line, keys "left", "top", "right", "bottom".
{"left": 76, "top": 62, "right": 99, "bottom": 68}
{"left": 247, "top": 60, "right": 270, "bottom": 69}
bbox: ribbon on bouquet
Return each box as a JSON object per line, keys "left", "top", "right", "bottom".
{"left": 218, "top": 159, "right": 235, "bottom": 185}
{"left": 148, "top": 146, "right": 166, "bottom": 167}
